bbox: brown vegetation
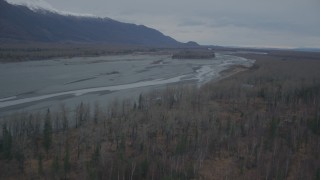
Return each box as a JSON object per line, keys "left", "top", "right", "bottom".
{"left": 0, "top": 43, "right": 150, "bottom": 62}
{"left": 172, "top": 50, "right": 215, "bottom": 59}
{"left": 0, "top": 51, "right": 320, "bottom": 179}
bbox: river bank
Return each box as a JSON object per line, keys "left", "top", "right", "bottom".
{"left": 0, "top": 53, "right": 254, "bottom": 116}
{"left": 1, "top": 50, "right": 319, "bottom": 179}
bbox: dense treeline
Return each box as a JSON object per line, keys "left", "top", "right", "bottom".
{"left": 0, "top": 44, "right": 148, "bottom": 62}
{"left": 0, "top": 55, "right": 320, "bottom": 179}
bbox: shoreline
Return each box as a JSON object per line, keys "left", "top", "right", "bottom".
{"left": 0, "top": 53, "right": 254, "bottom": 115}
{"left": 0, "top": 64, "right": 245, "bottom": 111}
{"left": 1, "top": 49, "right": 320, "bottom": 180}
{"left": 217, "top": 64, "right": 250, "bottom": 81}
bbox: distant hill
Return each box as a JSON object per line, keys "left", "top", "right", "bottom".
{"left": 0, "top": 0, "right": 190, "bottom": 47}
{"left": 294, "top": 48, "right": 320, "bottom": 53}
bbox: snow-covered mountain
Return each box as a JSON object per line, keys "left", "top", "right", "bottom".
{"left": 6, "top": 0, "right": 55, "bottom": 11}
{"left": 5, "top": 0, "right": 96, "bottom": 17}
{"left": 0, "top": 0, "right": 186, "bottom": 46}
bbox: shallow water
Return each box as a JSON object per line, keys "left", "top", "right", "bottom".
{"left": 0, "top": 53, "right": 254, "bottom": 115}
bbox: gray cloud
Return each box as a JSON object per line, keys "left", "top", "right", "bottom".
{"left": 178, "top": 19, "right": 207, "bottom": 27}
{"left": 10, "top": 0, "right": 320, "bottom": 48}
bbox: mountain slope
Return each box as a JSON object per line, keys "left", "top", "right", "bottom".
{"left": 0, "top": 0, "right": 183, "bottom": 46}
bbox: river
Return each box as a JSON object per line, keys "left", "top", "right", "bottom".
{"left": 0, "top": 52, "right": 254, "bottom": 116}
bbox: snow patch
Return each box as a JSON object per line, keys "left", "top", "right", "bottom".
{"left": 5, "top": 0, "right": 100, "bottom": 18}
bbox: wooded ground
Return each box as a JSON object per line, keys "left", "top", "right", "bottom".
{"left": 0, "top": 50, "right": 320, "bottom": 180}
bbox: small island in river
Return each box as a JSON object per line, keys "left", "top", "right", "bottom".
{"left": 172, "top": 50, "right": 215, "bottom": 59}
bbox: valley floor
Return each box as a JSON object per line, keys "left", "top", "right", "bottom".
{"left": 0, "top": 50, "right": 320, "bottom": 180}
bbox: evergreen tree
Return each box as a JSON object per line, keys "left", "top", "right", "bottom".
{"left": 51, "top": 155, "right": 60, "bottom": 176}
{"left": 43, "top": 109, "right": 52, "bottom": 155}
{"left": 138, "top": 93, "right": 144, "bottom": 110}
{"left": 38, "top": 154, "right": 43, "bottom": 175}
{"left": 2, "top": 124, "right": 12, "bottom": 159}
{"left": 64, "top": 142, "right": 70, "bottom": 178}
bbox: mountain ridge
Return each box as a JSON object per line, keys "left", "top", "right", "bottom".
{"left": 0, "top": 0, "right": 192, "bottom": 47}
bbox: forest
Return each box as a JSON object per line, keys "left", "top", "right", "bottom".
{"left": 0, "top": 51, "right": 320, "bottom": 179}
{"left": 0, "top": 44, "right": 147, "bottom": 62}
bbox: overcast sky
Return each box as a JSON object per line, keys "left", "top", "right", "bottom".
{"left": 7, "top": 0, "right": 320, "bottom": 48}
